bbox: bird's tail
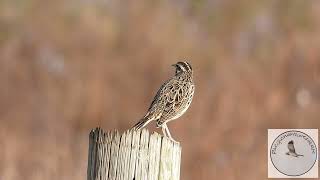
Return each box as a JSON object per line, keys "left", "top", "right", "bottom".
{"left": 131, "top": 118, "right": 152, "bottom": 130}
{"left": 297, "top": 154, "right": 304, "bottom": 157}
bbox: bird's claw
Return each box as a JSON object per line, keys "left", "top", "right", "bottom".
{"left": 169, "top": 137, "right": 179, "bottom": 144}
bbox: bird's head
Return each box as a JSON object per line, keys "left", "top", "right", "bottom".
{"left": 288, "top": 140, "right": 294, "bottom": 144}
{"left": 172, "top": 61, "right": 193, "bottom": 75}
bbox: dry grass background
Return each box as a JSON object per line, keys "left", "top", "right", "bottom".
{"left": 1, "top": 0, "right": 320, "bottom": 179}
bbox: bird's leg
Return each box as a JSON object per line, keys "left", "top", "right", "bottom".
{"left": 161, "top": 126, "right": 168, "bottom": 138}
{"left": 163, "top": 124, "right": 178, "bottom": 143}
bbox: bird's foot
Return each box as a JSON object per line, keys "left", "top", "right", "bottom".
{"left": 168, "top": 137, "right": 179, "bottom": 144}
{"left": 162, "top": 123, "right": 179, "bottom": 143}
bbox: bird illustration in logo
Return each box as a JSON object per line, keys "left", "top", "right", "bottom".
{"left": 285, "top": 140, "right": 304, "bottom": 157}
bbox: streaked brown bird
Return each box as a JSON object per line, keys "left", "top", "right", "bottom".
{"left": 131, "top": 61, "right": 195, "bottom": 142}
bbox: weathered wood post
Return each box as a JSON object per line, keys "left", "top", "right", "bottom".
{"left": 87, "top": 127, "right": 181, "bottom": 180}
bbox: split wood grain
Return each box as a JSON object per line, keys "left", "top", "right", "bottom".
{"left": 87, "top": 127, "right": 181, "bottom": 180}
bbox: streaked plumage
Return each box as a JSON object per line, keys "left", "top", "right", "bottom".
{"left": 131, "top": 61, "right": 195, "bottom": 142}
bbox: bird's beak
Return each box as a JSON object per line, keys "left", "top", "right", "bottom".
{"left": 171, "top": 64, "right": 177, "bottom": 67}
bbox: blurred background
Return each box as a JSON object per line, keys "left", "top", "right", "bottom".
{"left": 1, "top": 0, "right": 320, "bottom": 179}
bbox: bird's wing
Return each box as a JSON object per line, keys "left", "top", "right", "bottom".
{"left": 288, "top": 142, "right": 296, "bottom": 153}
{"left": 149, "top": 78, "right": 180, "bottom": 108}
{"left": 145, "top": 78, "right": 182, "bottom": 118}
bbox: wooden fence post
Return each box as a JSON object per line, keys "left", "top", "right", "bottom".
{"left": 87, "top": 127, "right": 181, "bottom": 180}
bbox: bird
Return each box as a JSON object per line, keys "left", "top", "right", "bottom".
{"left": 286, "top": 140, "right": 304, "bottom": 157}
{"left": 131, "top": 61, "right": 195, "bottom": 143}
